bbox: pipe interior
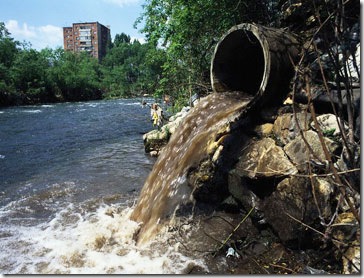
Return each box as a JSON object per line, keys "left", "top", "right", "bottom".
{"left": 213, "top": 29, "right": 265, "bottom": 95}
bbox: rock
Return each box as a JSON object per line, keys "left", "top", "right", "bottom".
{"left": 332, "top": 212, "right": 360, "bottom": 274}
{"left": 212, "top": 145, "right": 224, "bottom": 163}
{"left": 220, "top": 195, "right": 240, "bottom": 213}
{"left": 143, "top": 127, "right": 170, "bottom": 153}
{"left": 228, "top": 170, "right": 261, "bottom": 208}
{"left": 262, "top": 177, "right": 315, "bottom": 245}
{"left": 313, "top": 178, "right": 334, "bottom": 219}
{"left": 342, "top": 240, "right": 360, "bottom": 274}
{"left": 273, "top": 113, "right": 312, "bottom": 145}
{"left": 168, "top": 106, "right": 190, "bottom": 122}
{"left": 143, "top": 106, "right": 190, "bottom": 153}
{"left": 149, "top": 150, "right": 159, "bottom": 157}
{"left": 262, "top": 176, "right": 335, "bottom": 246}
{"left": 311, "top": 114, "right": 348, "bottom": 136}
{"left": 284, "top": 130, "right": 340, "bottom": 171}
{"left": 254, "top": 123, "right": 273, "bottom": 137}
{"left": 234, "top": 138, "right": 297, "bottom": 179}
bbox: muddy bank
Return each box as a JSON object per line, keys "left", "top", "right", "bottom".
{"left": 150, "top": 208, "right": 343, "bottom": 274}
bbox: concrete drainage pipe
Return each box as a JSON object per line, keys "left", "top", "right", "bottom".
{"left": 211, "top": 23, "right": 301, "bottom": 107}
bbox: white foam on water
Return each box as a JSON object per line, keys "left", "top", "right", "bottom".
{"left": 0, "top": 203, "right": 206, "bottom": 274}
{"left": 122, "top": 102, "right": 143, "bottom": 106}
{"left": 22, "top": 109, "right": 42, "bottom": 113}
{"left": 87, "top": 103, "right": 99, "bottom": 108}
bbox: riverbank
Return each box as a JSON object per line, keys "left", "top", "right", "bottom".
{"left": 141, "top": 91, "right": 360, "bottom": 274}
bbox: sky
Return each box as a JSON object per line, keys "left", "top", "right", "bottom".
{"left": 0, "top": 0, "right": 146, "bottom": 50}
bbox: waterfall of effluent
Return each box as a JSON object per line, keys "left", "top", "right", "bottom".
{"left": 130, "top": 91, "right": 253, "bottom": 245}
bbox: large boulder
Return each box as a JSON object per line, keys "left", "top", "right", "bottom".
{"left": 273, "top": 112, "right": 312, "bottom": 145}
{"left": 262, "top": 176, "right": 335, "bottom": 246}
{"left": 283, "top": 130, "right": 340, "bottom": 171}
{"left": 233, "top": 137, "right": 297, "bottom": 179}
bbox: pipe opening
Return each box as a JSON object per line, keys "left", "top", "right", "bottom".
{"left": 212, "top": 29, "right": 265, "bottom": 95}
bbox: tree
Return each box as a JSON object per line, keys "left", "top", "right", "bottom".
{"left": 101, "top": 36, "right": 165, "bottom": 98}
{"left": 48, "top": 50, "right": 102, "bottom": 101}
{"left": 134, "top": 0, "right": 280, "bottom": 104}
{"left": 0, "top": 22, "right": 21, "bottom": 105}
{"left": 0, "top": 23, "right": 166, "bottom": 106}
{"left": 113, "top": 32, "right": 131, "bottom": 47}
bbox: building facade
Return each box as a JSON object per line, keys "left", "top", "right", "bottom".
{"left": 63, "top": 22, "right": 110, "bottom": 62}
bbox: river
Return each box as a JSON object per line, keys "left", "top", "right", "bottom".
{"left": 0, "top": 99, "right": 204, "bottom": 274}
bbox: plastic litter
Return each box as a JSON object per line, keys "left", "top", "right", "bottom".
{"left": 226, "top": 247, "right": 240, "bottom": 258}
{"left": 303, "top": 266, "right": 329, "bottom": 274}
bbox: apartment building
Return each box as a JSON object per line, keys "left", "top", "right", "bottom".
{"left": 63, "top": 22, "right": 110, "bottom": 62}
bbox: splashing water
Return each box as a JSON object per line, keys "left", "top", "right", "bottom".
{"left": 0, "top": 99, "right": 208, "bottom": 274}
{"left": 0, "top": 201, "right": 206, "bottom": 274}
{"left": 131, "top": 92, "right": 254, "bottom": 244}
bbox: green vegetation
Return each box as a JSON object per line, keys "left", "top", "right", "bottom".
{"left": 0, "top": 1, "right": 359, "bottom": 109}
{"left": 0, "top": 22, "right": 165, "bottom": 106}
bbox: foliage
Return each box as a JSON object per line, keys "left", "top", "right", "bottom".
{"left": 0, "top": 1, "right": 359, "bottom": 110}
{"left": 0, "top": 27, "right": 165, "bottom": 106}
{"left": 0, "top": 42, "right": 104, "bottom": 105}
{"left": 101, "top": 37, "right": 165, "bottom": 99}
{"left": 135, "top": 0, "right": 281, "bottom": 104}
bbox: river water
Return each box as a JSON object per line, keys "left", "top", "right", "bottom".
{"left": 0, "top": 99, "right": 204, "bottom": 274}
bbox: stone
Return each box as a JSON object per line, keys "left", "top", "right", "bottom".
{"left": 342, "top": 240, "right": 360, "bottom": 274}
{"left": 234, "top": 137, "right": 297, "bottom": 179}
{"left": 332, "top": 212, "right": 360, "bottom": 274}
{"left": 212, "top": 145, "right": 224, "bottom": 163}
{"left": 313, "top": 178, "right": 334, "bottom": 219}
{"left": 262, "top": 176, "right": 335, "bottom": 246}
{"left": 254, "top": 123, "right": 273, "bottom": 137}
{"left": 311, "top": 113, "right": 348, "bottom": 136}
{"left": 284, "top": 130, "right": 340, "bottom": 171}
{"left": 143, "top": 127, "right": 170, "bottom": 153}
{"left": 227, "top": 170, "right": 264, "bottom": 221}
{"left": 143, "top": 106, "right": 190, "bottom": 153}
{"left": 262, "top": 176, "right": 316, "bottom": 245}
{"left": 273, "top": 113, "right": 312, "bottom": 145}
{"left": 220, "top": 195, "right": 240, "bottom": 212}
{"left": 149, "top": 150, "right": 159, "bottom": 157}
{"left": 228, "top": 170, "right": 261, "bottom": 208}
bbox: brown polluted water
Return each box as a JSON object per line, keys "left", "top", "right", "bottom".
{"left": 130, "top": 91, "right": 254, "bottom": 245}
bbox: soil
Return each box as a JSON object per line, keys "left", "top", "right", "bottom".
{"left": 161, "top": 209, "right": 343, "bottom": 274}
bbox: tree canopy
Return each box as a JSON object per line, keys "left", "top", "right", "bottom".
{"left": 0, "top": 0, "right": 360, "bottom": 108}
{"left": 0, "top": 28, "right": 165, "bottom": 106}
{"left": 134, "top": 0, "right": 359, "bottom": 105}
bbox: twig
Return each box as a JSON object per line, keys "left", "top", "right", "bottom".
{"left": 251, "top": 257, "right": 270, "bottom": 274}
{"left": 305, "top": 75, "right": 360, "bottom": 223}
{"left": 214, "top": 206, "right": 255, "bottom": 255}
{"left": 269, "top": 263, "right": 296, "bottom": 274}
{"left": 285, "top": 212, "right": 347, "bottom": 247}
{"left": 204, "top": 214, "right": 235, "bottom": 229}
{"left": 242, "top": 166, "right": 360, "bottom": 178}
